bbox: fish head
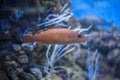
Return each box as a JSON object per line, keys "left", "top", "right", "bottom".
{"left": 69, "top": 33, "right": 89, "bottom": 43}
{"left": 77, "top": 34, "right": 89, "bottom": 42}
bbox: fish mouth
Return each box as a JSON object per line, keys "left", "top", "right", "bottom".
{"left": 80, "top": 37, "right": 89, "bottom": 42}
{"left": 77, "top": 34, "right": 89, "bottom": 42}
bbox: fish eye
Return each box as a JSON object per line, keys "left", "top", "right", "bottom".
{"left": 78, "top": 34, "right": 82, "bottom": 37}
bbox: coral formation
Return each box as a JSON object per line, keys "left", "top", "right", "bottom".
{"left": 0, "top": 0, "right": 120, "bottom": 80}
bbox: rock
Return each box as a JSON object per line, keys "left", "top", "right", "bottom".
{"left": 30, "top": 67, "right": 42, "bottom": 79}
{"left": 107, "top": 48, "right": 120, "bottom": 61}
{"left": 4, "top": 55, "right": 11, "bottom": 61}
{"left": 18, "top": 54, "right": 29, "bottom": 64}
{"left": 45, "top": 74, "right": 63, "bottom": 80}
{"left": 12, "top": 44, "right": 21, "bottom": 51}
{"left": 113, "top": 58, "right": 120, "bottom": 79}
{"left": 0, "top": 71, "right": 8, "bottom": 80}
{"left": 21, "top": 43, "right": 35, "bottom": 52}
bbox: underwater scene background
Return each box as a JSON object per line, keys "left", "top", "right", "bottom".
{"left": 0, "top": 0, "right": 120, "bottom": 80}
{"left": 71, "top": 0, "right": 120, "bottom": 29}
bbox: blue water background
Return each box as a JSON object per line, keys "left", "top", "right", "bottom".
{"left": 70, "top": 0, "right": 120, "bottom": 29}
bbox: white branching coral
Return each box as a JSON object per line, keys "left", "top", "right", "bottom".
{"left": 87, "top": 48, "right": 99, "bottom": 80}
{"left": 37, "top": 8, "right": 73, "bottom": 27}
{"left": 44, "top": 26, "right": 92, "bottom": 78}
{"left": 45, "top": 44, "right": 80, "bottom": 78}
{"left": 38, "top": 3, "right": 93, "bottom": 78}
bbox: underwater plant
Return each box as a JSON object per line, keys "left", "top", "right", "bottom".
{"left": 40, "top": 25, "right": 93, "bottom": 79}
{"left": 87, "top": 48, "right": 99, "bottom": 80}
{"left": 1, "top": 0, "right": 120, "bottom": 80}
{"left": 37, "top": 8, "right": 73, "bottom": 28}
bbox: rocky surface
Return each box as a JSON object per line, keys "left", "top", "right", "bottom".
{"left": 0, "top": 0, "right": 120, "bottom": 80}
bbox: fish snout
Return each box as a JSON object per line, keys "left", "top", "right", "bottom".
{"left": 77, "top": 34, "right": 89, "bottom": 42}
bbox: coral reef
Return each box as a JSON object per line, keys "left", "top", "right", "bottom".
{"left": 0, "top": 0, "right": 120, "bottom": 80}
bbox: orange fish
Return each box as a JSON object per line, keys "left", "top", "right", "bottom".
{"left": 22, "top": 28, "right": 88, "bottom": 44}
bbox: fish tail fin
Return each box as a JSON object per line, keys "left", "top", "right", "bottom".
{"left": 22, "top": 35, "right": 34, "bottom": 42}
